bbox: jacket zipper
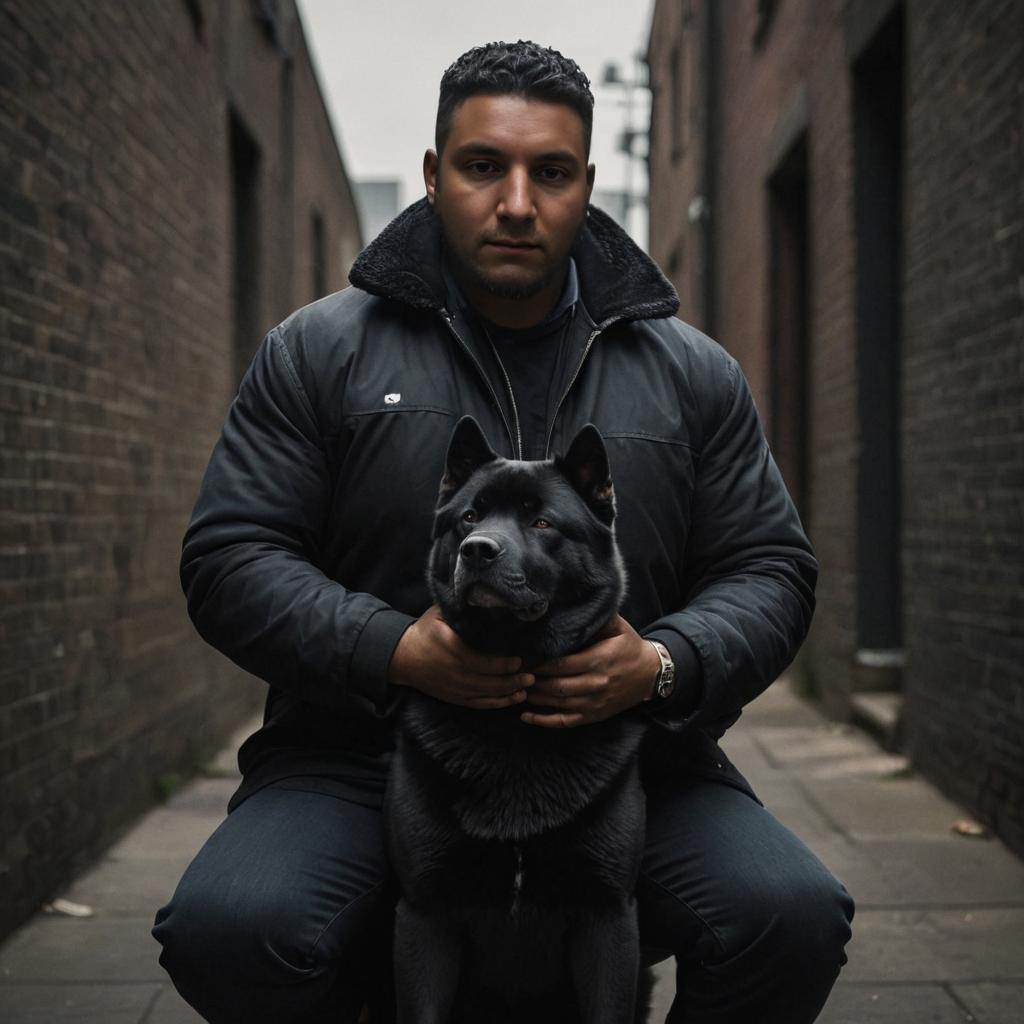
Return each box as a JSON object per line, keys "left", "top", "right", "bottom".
{"left": 480, "top": 328, "right": 523, "bottom": 460}
{"left": 543, "top": 317, "right": 619, "bottom": 458}
{"left": 440, "top": 311, "right": 520, "bottom": 459}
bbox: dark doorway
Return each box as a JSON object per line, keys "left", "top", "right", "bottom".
{"left": 229, "top": 109, "right": 262, "bottom": 387}
{"left": 768, "top": 135, "right": 811, "bottom": 523}
{"left": 852, "top": 7, "right": 904, "bottom": 657}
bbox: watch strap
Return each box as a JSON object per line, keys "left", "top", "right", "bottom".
{"left": 646, "top": 639, "right": 676, "bottom": 702}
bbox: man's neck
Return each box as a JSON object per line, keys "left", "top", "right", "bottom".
{"left": 455, "top": 273, "right": 565, "bottom": 330}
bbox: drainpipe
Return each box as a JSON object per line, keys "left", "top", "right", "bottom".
{"left": 702, "top": 0, "right": 719, "bottom": 337}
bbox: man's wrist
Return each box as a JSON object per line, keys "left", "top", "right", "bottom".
{"left": 644, "top": 639, "right": 676, "bottom": 703}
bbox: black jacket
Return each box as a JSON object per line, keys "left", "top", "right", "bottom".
{"left": 181, "top": 200, "right": 817, "bottom": 809}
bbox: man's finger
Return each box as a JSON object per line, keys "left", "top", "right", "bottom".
{"left": 595, "top": 615, "right": 623, "bottom": 640}
{"left": 521, "top": 709, "right": 585, "bottom": 729}
{"left": 526, "top": 683, "right": 596, "bottom": 705}
{"left": 533, "top": 649, "right": 600, "bottom": 676}
{"left": 460, "top": 672, "right": 535, "bottom": 696}
{"left": 465, "top": 690, "right": 530, "bottom": 709}
{"left": 530, "top": 673, "right": 605, "bottom": 698}
{"left": 451, "top": 646, "right": 524, "bottom": 677}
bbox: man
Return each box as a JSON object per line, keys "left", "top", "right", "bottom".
{"left": 154, "top": 41, "right": 853, "bottom": 1023}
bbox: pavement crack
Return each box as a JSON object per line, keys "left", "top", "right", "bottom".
{"left": 792, "top": 777, "right": 856, "bottom": 842}
{"left": 137, "top": 983, "right": 165, "bottom": 1023}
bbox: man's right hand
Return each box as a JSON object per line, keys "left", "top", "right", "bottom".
{"left": 388, "top": 605, "right": 534, "bottom": 709}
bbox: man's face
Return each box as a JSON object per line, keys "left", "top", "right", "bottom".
{"left": 424, "top": 94, "right": 595, "bottom": 315}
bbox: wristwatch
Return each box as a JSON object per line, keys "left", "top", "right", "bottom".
{"left": 645, "top": 639, "right": 676, "bottom": 702}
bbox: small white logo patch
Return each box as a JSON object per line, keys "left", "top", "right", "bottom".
{"left": 384, "top": 393, "right": 401, "bottom": 405}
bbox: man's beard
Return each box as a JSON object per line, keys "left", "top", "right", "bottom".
{"left": 437, "top": 218, "right": 586, "bottom": 303}
{"left": 465, "top": 260, "right": 560, "bottom": 301}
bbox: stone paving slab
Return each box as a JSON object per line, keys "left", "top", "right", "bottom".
{"left": 748, "top": 776, "right": 851, "bottom": 844}
{"left": 841, "top": 907, "right": 1024, "bottom": 983}
{"left": 106, "top": 781, "right": 236, "bottom": 862}
{"left": 952, "top": 981, "right": 1024, "bottom": 1023}
{"left": 146, "top": 986, "right": 205, "bottom": 1023}
{"left": 57, "top": 857, "right": 194, "bottom": 918}
{"left": 932, "top": 907, "right": 1024, "bottom": 981}
{"left": 798, "top": 776, "right": 971, "bottom": 841}
{"left": 818, "top": 983, "right": 973, "bottom": 1023}
{"left": 54, "top": 780, "right": 237, "bottom": 917}
{"left": 717, "top": 728, "right": 775, "bottom": 773}
{"left": 0, "top": 917, "right": 166, "bottom": 984}
{"left": 790, "top": 836, "right": 898, "bottom": 906}
{"left": 734, "top": 687, "right": 825, "bottom": 729}
{"left": 856, "top": 838, "right": 1024, "bottom": 907}
{"left": 750, "top": 724, "right": 883, "bottom": 767}
{"left": 0, "top": 984, "right": 161, "bottom": 1023}
{"left": 750, "top": 726, "right": 913, "bottom": 782}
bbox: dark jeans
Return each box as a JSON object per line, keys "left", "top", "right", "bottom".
{"left": 153, "top": 777, "right": 854, "bottom": 1023}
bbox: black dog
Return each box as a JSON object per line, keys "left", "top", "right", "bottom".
{"left": 385, "top": 417, "right": 648, "bottom": 1024}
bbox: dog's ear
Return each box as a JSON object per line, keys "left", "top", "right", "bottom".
{"left": 558, "top": 424, "right": 615, "bottom": 525}
{"left": 440, "top": 416, "right": 498, "bottom": 501}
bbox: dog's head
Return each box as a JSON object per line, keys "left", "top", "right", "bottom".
{"left": 427, "top": 416, "right": 625, "bottom": 659}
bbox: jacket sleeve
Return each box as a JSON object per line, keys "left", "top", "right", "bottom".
{"left": 179, "top": 326, "right": 414, "bottom": 714}
{"left": 642, "top": 356, "right": 817, "bottom": 729}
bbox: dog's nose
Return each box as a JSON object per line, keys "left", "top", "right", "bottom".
{"left": 460, "top": 534, "right": 503, "bottom": 565}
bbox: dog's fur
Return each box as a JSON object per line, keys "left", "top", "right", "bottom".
{"left": 385, "top": 417, "right": 648, "bottom": 1024}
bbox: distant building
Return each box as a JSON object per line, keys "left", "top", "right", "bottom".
{"left": 0, "top": 0, "right": 362, "bottom": 938}
{"left": 354, "top": 179, "right": 403, "bottom": 242}
{"left": 647, "top": 0, "right": 1023, "bottom": 855}
{"left": 591, "top": 189, "right": 632, "bottom": 230}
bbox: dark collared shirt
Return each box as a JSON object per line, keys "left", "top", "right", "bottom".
{"left": 443, "top": 260, "right": 579, "bottom": 459}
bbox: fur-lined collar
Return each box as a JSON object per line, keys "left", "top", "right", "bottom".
{"left": 349, "top": 198, "right": 679, "bottom": 326}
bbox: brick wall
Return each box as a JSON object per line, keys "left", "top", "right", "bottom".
{"left": 900, "top": 0, "right": 1024, "bottom": 852}
{"left": 647, "top": 0, "right": 1024, "bottom": 855}
{"left": 648, "top": 0, "right": 861, "bottom": 716}
{"left": 647, "top": 0, "right": 711, "bottom": 328}
{"left": 0, "top": 0, "right": 362, "bottom": 938}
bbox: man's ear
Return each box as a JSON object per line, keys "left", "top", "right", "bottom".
{"left": 585, "top": 163, "right": 596, "bottom": 205}
{"left": 558, "top": 424, "right": 615, "bottom": 525}
{"left": 424, "top": 149, "right": 439, "bottom": 206}
{"left": 439, "top": 416, "right": 498, "bottom": 501}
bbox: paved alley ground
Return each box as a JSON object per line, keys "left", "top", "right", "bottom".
{"left": 2, "top": 679, "right": 1023, "bottom": 1022}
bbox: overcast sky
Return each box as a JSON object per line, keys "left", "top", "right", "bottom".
{"left": 295, "top": 0, "right": 654, "bottom": 246}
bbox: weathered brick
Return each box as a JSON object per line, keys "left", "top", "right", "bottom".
{"left": 0, "top": 0, "right": 362, "bottom": 940}
{"left": 648, "top": 0, "right": 1024, "bottom": 854}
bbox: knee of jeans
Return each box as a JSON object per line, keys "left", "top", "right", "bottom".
{"left": 153, "top": 876, "right": 332, "bottom": 984}
{"left": 712, "top": 868, "right": 854, "bottom": 975}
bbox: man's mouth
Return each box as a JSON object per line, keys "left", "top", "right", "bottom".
{"left": 484, "top": 239, "right": 541, "bottom": 253}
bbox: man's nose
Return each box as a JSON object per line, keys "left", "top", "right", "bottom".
{"left": 496, "top": 168, "right": 535, "bottom": 220}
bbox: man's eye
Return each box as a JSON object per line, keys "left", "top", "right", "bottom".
{"left": 532, "top": 518, "right": 551, "bottom": 529}
{"left": 463, "top": 509, "right": 479, "bottom": 523}
{"left": 467, "top": 161, "right": 498, "bottom": 175}
{"left": 537, "top": 167, "right": 568, "bottom": 182}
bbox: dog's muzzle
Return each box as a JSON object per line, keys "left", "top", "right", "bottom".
{"left": 455, "top": 533, "right": 549, "bottom": 621}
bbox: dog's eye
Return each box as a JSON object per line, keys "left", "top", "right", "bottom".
{"left": 532, "top": 518, "right": 551, "bottom": 529}
{"left": 462, "top": 509, "right": 478, "bottom": 523}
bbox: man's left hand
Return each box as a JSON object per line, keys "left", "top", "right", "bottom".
{"left": 521, "top": 615, "right": 661, "bottom": 729}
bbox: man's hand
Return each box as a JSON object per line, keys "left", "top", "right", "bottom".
{"left": 521, "top": 615, "right": 661, "bottom": 729}
{"left": 389, "top": 605, "right": 535, "bottom": 709}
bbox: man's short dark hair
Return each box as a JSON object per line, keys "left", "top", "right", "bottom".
{"left": 436, "top": 41, "right": 594, "bottom": 157}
